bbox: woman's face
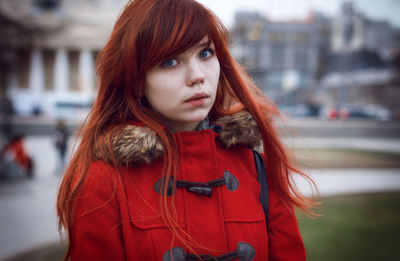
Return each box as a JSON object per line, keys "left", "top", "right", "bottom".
{"left": 145, "top": 37, "right": 220, "bottom": 132}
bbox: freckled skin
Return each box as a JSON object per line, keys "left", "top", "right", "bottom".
{"left": 145, "top": 38, "right": 220, "bottom": 132}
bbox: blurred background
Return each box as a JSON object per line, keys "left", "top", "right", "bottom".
{"left": 0, "top": 0, "right": 399, "bottom": 260}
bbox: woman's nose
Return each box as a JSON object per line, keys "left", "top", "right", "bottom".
{"left": 186, "top": 60, "right": 205, "bottom": 87}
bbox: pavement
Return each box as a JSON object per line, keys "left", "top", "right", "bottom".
{"left": 0, "top": 136, "right": 400, "bottom": 260}
{"left": 294, "top": 168, "right": 400, "bottom": 197}
{"left": 0, "top": 176, "right": 61, "bottom": 260}
{"left": 283, "top": 137, "right": 400, "bottom": 154}
{"left": 3, "top": 116, "right": 400, "bottom": 137}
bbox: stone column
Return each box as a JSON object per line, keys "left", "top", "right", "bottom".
{"left": 29, "top": 49, "right": 45, "bottom": 96}
{"left": 78, "top": 49, "right": 94, "bottom": 93}
{"left": 54, "top": 48, "right": 69, "bottom": 94}
{"left": 29, "top": 49, "right": 45, "bottom": 114}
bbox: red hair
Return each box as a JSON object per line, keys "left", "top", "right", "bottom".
{"left": 57, "top": 0, "right": 317, "bottom": 259}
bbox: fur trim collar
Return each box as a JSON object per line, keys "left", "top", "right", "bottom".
{"left": 93, "top": 111, "right": 261, "bottom": 166}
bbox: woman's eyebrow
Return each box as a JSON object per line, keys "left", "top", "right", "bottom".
{"left": 197, "top": 39, "right": 212, "bottom": 48}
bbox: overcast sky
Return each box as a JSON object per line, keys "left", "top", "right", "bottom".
{"left": 197, "top": 0, "right": 400, "bottom": 28}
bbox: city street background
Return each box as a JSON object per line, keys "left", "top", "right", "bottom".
{"left": 1, "top": 0, "right": 400, "bottom": 260}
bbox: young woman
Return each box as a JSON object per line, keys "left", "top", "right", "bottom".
{"left": 57, "top": 0, "right": 317, "bottom": 260}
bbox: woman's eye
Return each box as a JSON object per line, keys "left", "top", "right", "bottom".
{"left": 199, "top": 48, "right": 214, "bottom": 59}
{"left": 161, "top": 59, "right": 178, "bottom": 68}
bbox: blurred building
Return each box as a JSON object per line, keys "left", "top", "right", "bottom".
{"left": 230, "top": 11, "right": 331, "bottom": 104}
{"left": 331, "top": 2, "right": 398, "bottom": 59}
{"left": 321, "top": 1, "right": 400, "bottom": 111}
{"left": 230, "top": 1, "right": 400, "bottom": 115}
{"left": 0, "top": 0, "right": 125, "bottom": 118}
{"left": 1, "top": 0, "right": 399, "bottom": 118}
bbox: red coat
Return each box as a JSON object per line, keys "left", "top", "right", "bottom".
{"left": 4, "top": 140, "right": 31, "bottom": 170}
{"left": 71, "top": 112, "right": 305, "bottom": 260}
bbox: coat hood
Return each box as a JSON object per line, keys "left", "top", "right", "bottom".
{"left": 93, "top": 111, "right": 261, "bottom": 166}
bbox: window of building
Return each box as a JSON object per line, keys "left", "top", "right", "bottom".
{"left": 294, "top": 33, "right": 309, "bottom": 44}
{"left": 268, "top": 33, "right": 285, "bottom": 44}
{"left": 68, "top": 50, "right": 79, "bottom": 91}
{"left": 270, "top": 45, "right": 284, "bottom": 70}
{"left": 295, "top": 46, "right": 307, "bottom": 69}
{"left": 16, "top": 49, "right": 31, "bottom": 89}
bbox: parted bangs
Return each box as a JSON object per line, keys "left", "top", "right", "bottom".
{"left": 136, "top": 0, "right": 225, "bottom": 72}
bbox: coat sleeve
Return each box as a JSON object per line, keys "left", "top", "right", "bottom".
{"left": 257, "top": 152, "right": 306, "bottom": 261}
{"left": 267, "top": 185, "right": 306, "bottom": 261}
{"left": 70, "top": 162, "right": 126, "bottom": 261}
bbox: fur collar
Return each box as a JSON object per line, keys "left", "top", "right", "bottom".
{"left": 93, "top": 111, "right": 261, "bottom": 166}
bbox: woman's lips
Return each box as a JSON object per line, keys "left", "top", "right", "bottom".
{"left": 184, "top": 93, "right": 209, "bottom": 106}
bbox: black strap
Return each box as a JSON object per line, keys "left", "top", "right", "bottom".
{"left": 253, "top": 150, "right": 269, "bottom": 229}
{"left": 176, "top": 177, "right": 226, "bottom": 197}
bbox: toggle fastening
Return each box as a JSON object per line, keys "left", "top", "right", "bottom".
{"left": 154, "top": 171, "right": 239, "bottom": 197}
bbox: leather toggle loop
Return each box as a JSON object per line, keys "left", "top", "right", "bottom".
{"left": 162, "top": 247, "right": 186, "bottom": 261}
{"left": 154, "top": 171, "right": 239, "bottom": 197}
{"left": 223, "top": 171, "right": 239, "bottom": 191}
{"left": 162, "top": 242, "right": 255, "bottom": 261}
{"left": 154, "top": 176, "right": 175, "bottom": 196}
{"left": 176, "top": 178, "right": 225, "bottom": 197}
{"left": 187, "top": 185, "right": 212, "bottom": 196}
{"left": 237, "top": 242, "right": 256, "bottom": 261}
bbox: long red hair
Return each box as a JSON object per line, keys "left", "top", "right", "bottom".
{"left": 57, "top": 0, "right": 317, "bottom": 259}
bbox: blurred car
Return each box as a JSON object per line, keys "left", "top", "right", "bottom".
{"left": 52, "top": 101, "right": 92, "bottom": 120}
{"left": 320, "top": 104, "right": 392, "bottom": 121}
{"left": 280, "top": 103, "right": 320, "bottom": 118}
